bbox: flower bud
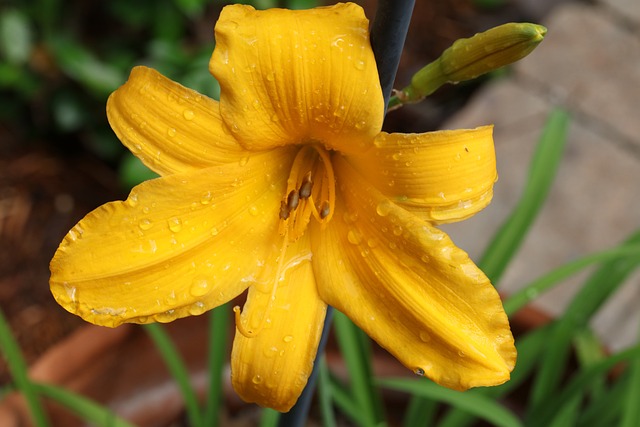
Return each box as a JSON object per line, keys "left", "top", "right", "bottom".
{"left": 392, "top": 23, "right": 546, "bottom": 109}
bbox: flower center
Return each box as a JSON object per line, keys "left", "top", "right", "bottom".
{"left": 233, "top": 144, "right": 335, "bottom": 338}
{"left": 278, "top": 144, "right": 336, "bottom": 240}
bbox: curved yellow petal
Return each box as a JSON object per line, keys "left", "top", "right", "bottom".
{"left": 310, "top": 156, "right": 515, "bottom": 390}
{"left": 50, "top": 148, "right": 295, "bottom": 327}
{"left": 107, "top": 66, "right": 247, "bottom": 176}
{"left": 346, "top": 126, "right": 497, "bottom": 223}
{"left": 210, "top": 3, "right": 384, "bottom": 154}
{"left": 231, "top": 233, "right": 327, "bottom": 412}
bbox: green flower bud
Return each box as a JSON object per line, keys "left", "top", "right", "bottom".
{"left": 390, "top": 23, "right": 546, "bottom": 110}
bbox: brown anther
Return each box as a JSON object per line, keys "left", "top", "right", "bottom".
{"left": 319, "top": 201, "right": 331, "bottom": 219}
{"left": 299, "top": 172, "right": 313, "bottom": 199}
{"left": 287, "top": 190, "right": 300, "bottom": 211}
{"left": 279, "top": 200, "right": 290, "bottom": 220}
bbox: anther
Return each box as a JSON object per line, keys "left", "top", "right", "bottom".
{"left": 299, "top": 172, "right": 313, "bottom": 199}
{"left": 279, "top": 200, "right": 290, "bottom": 220}
{"left": 319, "top": 201, "right": 331, "bottom": 219}
{"left": 287, "top": 190, "right": 300, "bottom": 211}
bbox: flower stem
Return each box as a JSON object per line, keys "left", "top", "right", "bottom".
{"left": 370, "top": 0, "right": 416, "bottom": 108}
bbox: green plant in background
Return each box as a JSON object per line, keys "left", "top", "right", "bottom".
{"left": 2, "top": 2, "right": 640, "bottom": 427}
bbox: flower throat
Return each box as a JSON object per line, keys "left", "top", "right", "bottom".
{"left": 233, "top": 144, "right": 335, "bottom": 338}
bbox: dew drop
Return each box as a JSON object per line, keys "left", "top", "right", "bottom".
{"left": 188, "top": 301, "right": 207, "bottom": 316}
{"left": 168, "top": 217, "right": 182, "bottom": 232}
{"left": 283, "top": 335, "right": 293, "bottom": 343}
{"left": 354, "top": 60, "right": 365, "bottom": 70}
{"left": 414, "top": 368, "right": 425, "bottom": 376}
{"left": 211, "top": 227, "right": 219, "bottom": 236}
{"left": 127, "top": 193, "right": 139, "bottom": 207}
{"left": 457, "top": 350, "right": 467, "bottom": 358}
{"left": 190, "top": 277, "right": 210, "bottom": 297}
{"left": 376, "top": 200, "right": 392, "bottom": 217}
{"left": 183, "top": 109, "right": 195, "bottom": 120}
{"left": 347, "top": 230, "right": 362, "bottom": 245}
{"left": 138, "top": 218, "right": 153, "bottom": 230}
{"left": 392, "top": 225, "right": 403, "bottom": 236}
{"left": 248, "top": 205, "right": 259, "bottom": 216}
{"left": 200, "top": 191, "right": 212, "bottom": 205}
{"left": 419, "top": 331, "right": 431, "bottom": 343}
{"left": 167, "top": 128, "right": 177, "bottom": 137}
{"left": 239, "top": 156, "right": 249, "bottom": 166}
{"left": 420, "top": 254, "right": 430, "bottom": 263}
{"left": 252, "top": 374, "right": 263, "bottom": 384}
{"left": 155, "top": 309, "right": 176, "bottom": 323}
{"left": 266, "top": 72, "right": 276, "bottom": 82}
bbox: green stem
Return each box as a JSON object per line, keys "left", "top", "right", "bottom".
{"left": 204, "top": 305, "right": 231, "bottom": 427}
{"left": 0, "top": 308, "right": 50, "bottom": 427}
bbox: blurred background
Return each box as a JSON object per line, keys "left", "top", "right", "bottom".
{"left": 1, "top": 0, "right": 639, "bottom": 425}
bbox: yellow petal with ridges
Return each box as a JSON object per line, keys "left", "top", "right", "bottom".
{"left": 50, "top": 148, "right": 295, "bottom": 327}
{"left": 231, "top": 232, "right": 326, "bottom": 412}
{"left": 210, "top": 3, "right": 384, "bottom": 154}
{"left": 346, "top": 126, "right": 496, "bottom": 224}
{"left": 310, "top": 156, "right": 515, "bottom": 390}
{"left": 107, "top": 66, "right": 247, "bottom": 176}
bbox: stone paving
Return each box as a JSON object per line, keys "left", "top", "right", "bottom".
{"left": 440, "top": 0, "right": 640, "bottom": 351}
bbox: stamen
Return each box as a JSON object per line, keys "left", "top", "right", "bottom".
{"left": 299, "top": 172, "right": 313, "bottom": 199}
{"left": 279, "top": 200, "right": 290, "bottom": 220}
{"left": 234, "top": 231, "right": 290, "bottom": 338}
{"left": 319, "top": 201, "right": 331, "bottom": 219}
{"left": 287, "top": 189, "right": 300, "bottom": 211}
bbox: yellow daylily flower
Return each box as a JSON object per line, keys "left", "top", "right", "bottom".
{"left": 50, "top": 3, "right": 516, "bottom": 412}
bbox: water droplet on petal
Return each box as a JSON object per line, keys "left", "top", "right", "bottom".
{"left": 127, "top": 193, "right": 139, "bottom": 207}
{"left": 190, "top": 277, "right": 210, "bottom": 297}
{"left": 167, "top": 128, "right": 177, "bottom": 137}
{"left": 183, "top": 109, "right": 195, "bottom": 120}
{"left": 188, "top": 301, "right": 207, "bottom": 316}
{"left": 347, "top": 230, "right": 362, "bottom": 245}
{"left": 201, "top": 191, "right": 212, "bottom": 205}
{"left": 283, "top": 335, "right": 293, "bottom": 343}
{"left": 155, "top": 309, "right": 176, "bottom": 323}
{"left": 168, "top": 217, "right": 182, "bottom": 232}
{"left": 414, "top": 368, "right": 425, "bottom": 376}
{"left": 138, "top": 218, "right": 153, "bottom": 230}
{"left": 419, "top": 331, "right": 431, "bottom": 343}
{"left": 376, "top": 200, "right": 392, "bottom": 217}
{"left": 211, "top": 227, "right": 219, "bottom": 236}
{"left": 252, "top": 374, "right": 263, "bottom": 384}
{"left": 248, "top": 206, "right": 259, "bottom": 216}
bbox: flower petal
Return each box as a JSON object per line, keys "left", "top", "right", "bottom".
{"left": 310, "top": 156, "right": 515, "bottom": 390}
{"left": 107, "top": 66, "right": 247, "bottom": 176}
{"left": 210, "top": 4, "right": 384, "bottom": 154}
{"left": 346, "top": 126, "right": 496, "bottom": 223}
{"left": 231, "top": 232, "right": 327, "bottom": 412}
{"left": 50, "top": 148, "right": 295, "bottom": 327}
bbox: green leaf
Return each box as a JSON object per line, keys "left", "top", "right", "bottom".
{"left": 48, "top": 36, "right": 125, "bottom": 97}
{"left": 528, "top": 229, "right": 640, "bottom": 411}
{"left": 333, "top": 311, "right": 384, "bottom": 427}
{"left": 143, "top": 324, "right": 203, "bottom": 427}
{"left": 33, "top": 383, "right": 136, "bottom": 427}
{"left": 0, "top": 308, "right": 50, "bottom": 427}
{"left": 203, "top": 305, "right": 230, "bottom": 427}
{"left": 378, "top": 378, "right": 523, "bottom": 427}
{"left": 0, "top": 9, "right": 33, "bottom": 65}
{"left": 259, "top": 408, "right": 280, "bottom": 427}
{"left": 317, "top": 355, "right": 337, "bottom": 427}
{"left": 480, "top": 108, "right": 570, "bottom": 284}
{"left": 119, "top": 153, "right": 160, "bottom": 189}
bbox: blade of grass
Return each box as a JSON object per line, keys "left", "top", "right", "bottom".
{"left": 329, "top": 372, "right": 361, "bottom": 425}
{"left": 620, "top": 317, "right": 640, "bottom": 427}
{"left": 503, "top": 244, "right": 640, "bottom": 316}
{"left": 0, "top": 308, "right": 50, "bottom": 427}
{"left": 531, "top": 344, "right": 640, "bottom": 427}
{"left": 317, "top": 355, "right": 337, "bottom": 427}
{"left": 260, "top": 408, "right": 280, "bottom": 427}
{"left": 436, "top": 325, "right": 550, "bottom": 427}
{"left": 527, "top": 229, "right": 640, "bottom": 412}
{"left": 573, "top": 327, "right": 607, "bottom": 400}
{"left": 332, "top": 311, "right": 383, "bottom": 427}
{"left": 33, "top": 383, "right": 136, "bottom": 427}
{"left": 403, "top": 395, "right": 438, "bottom": 427}
{"left": 577, "top": 374, "right": 629, "bottom": 427}
{"left": 203, "top": 304, "right": 230, "bottom": 427}
{"left": 479, "top": 108, "right": 570, "bottom": 284}
{"left": 143, "top": 323, "right": 203, "bottom": 427}
{"left": 378, "top": 378, "right": 523, "bottom": 427}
